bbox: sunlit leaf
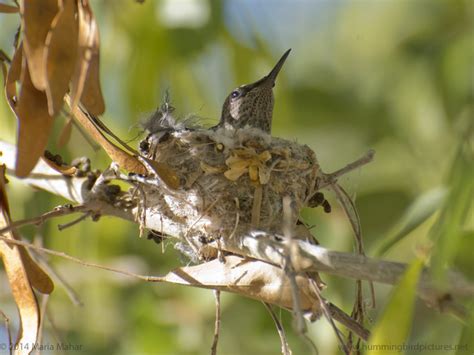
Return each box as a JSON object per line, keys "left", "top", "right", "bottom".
{"left": 160, "top": 255, "right": 320, "bottom": 311}
{"left": 368, "top": 259, "right": 424, "bottom": 354}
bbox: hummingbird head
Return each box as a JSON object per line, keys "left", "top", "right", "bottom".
{"left": 220, "top": 49, "right": 291, "bottom": 133}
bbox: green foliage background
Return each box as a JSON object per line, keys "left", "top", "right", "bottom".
{"left": 0, "top": 0, "right": 472, "bottom": 354}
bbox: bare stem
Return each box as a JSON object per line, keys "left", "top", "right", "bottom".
{"left": 263, "top": 303, "right": 292, "bottom": 355}
{"left": 319, "top": 149, "right": 375, "bottom": 189}
{"left": 210, "top": 290, "right": 221, "bottom": 355}
{"left": 0, "top": 204, "right": 90, "bottom": 235}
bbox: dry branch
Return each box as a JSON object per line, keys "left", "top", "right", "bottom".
{"left": 1, "top": 139, "right": 472, "bottom": 311}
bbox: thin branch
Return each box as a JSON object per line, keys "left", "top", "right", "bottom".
{"left": 309, "top": 280, "right": 348, "bottom": 354}
{"left": 327, "top": 303, "right": 370, "bottom": 341}
{"left": 57, "top": 211, "right": 92, "bottom": 230}
{"left": 210, "top": 290, "right": 221, "bottom": 355}
{"left": 0, "top": 235, "right": 161, "bottom": 282}
{"left": 320, "top": 149, "right": 375, "bottom": 188}
{"left": 33, "top": 252, "right": 83, "bottom": 306}
{"left": 263, "top": 302, "right": 292, "bottom": 355}
{"left": 0, "top": 204, "right": 90, "bottom": 236}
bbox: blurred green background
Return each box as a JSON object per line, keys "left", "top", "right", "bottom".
{"left": 0, "top": 0, "right": 472, "bottom": 354}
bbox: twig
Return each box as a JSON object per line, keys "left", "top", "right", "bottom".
{"left": 57, "top": 211, "right": 92, "bottom": 230}
{"left": 210, "top": 290, "right": 221, "bottom": 355}
{"left": 327, "top": 303, "right": 370, "bottom": 341}
{"left": 284, "top": 258, "right": 306, "bottom": 334}
{"left": 320, "top": 149, "right": 375, "bottom": 188}
{"left": 251, "top": 185, "right": 263, "bottom": 228}
{"left": 0, "top": 204, "right": 90, "bottom": 235}
{"left": 282, "top": 196, "right": 306, "bottom": 335}
{"left": 45, "top": 307, "right": 63, "bottom": 345}
{"left": 263, "top": 302, "right": 292, "bottom": 355}
{"left": 228, "top": 197, "right": 240, "bottom": 239}
{"left": 33, "top": 252, "right": 83, "bottom": 306}
{"left": 0, "top": 235, "right": 161, "bottom": 282}
{"left": 309, "top": 280, "right": 348, "bottom": 354}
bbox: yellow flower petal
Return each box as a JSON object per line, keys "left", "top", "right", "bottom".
{"left": 249, "top": 165, "right": 259, "bottom": 181}
{"left": 224, "top": 167, "right": 248, "bottom": 181}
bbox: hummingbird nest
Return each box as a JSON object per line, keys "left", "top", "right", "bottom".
{"left": 138, "top": 125, "right": 321, "bottom": 256}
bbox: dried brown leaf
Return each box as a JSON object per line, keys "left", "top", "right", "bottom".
{"left": 69, "top": 0, "right": 95, "bottom": 111}
{"left": 161, "top": 255, "right": 319, "bottom": 311}
{"left": 21, "top": 0, "right": 59, "bottom": 90}
{"left": 15, "top": 56, "right": 54, "bottom": 177}
{"left": 0, "top": 166, "right": 54, "bottom": 294}
{"left": 142, "top": 157, "right": 181, "bottom": 190}
{"left": 75, "top": 1, "right": 104, "bottom": 115}
{"left": 65, "top": 97, "right": 146, "bottom": 174}
{"left": 0, "top": 165, "right": 40, "bottom": 353}
{"left": 5, "top": 42, "right": 23, "bottom": 110}
{"left": 44, "top": 0, "right": 79, "bottom": 116}
{"left": 42, "top": 154, "right": 77, "bottom": 176}
{"left": 0, "top": 3, "right": 19, "bottom": 13}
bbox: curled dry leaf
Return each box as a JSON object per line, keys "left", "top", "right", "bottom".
{"left": 13, "top": 54, "right": 55, "bottom": 177}
{"left": 0, "top": 165, "right": 52, "bottom": 354}
{"left": 0, "top": 3, "right": 19, "bottom": 13}
{"left": 42, "top": 156, "right": 77, "bottom": 176}
{"left": 44, "top": 0, "right": 79, "bottom": 116}
{"left": 161, "top": 255, "right": 320, "bottom": 312}
{"left": 70, "top": 0, "right": 105, "bottom": 115}
{"left": 0, "top": 165, "right": 54, "bottom": 294}
{"left": 21, "top": 0, "right": 59, "bottom": 90}
{"left": 5, "top": 42, "right": 23, "bottom": 109}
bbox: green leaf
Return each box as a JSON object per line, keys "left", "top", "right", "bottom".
{"left": 430, "top": 139, "right": 474, "bottom": 286}
{"left": 373, "top": 187, "right": 447, "bottom": 256}
{"left": 456, "top": 301, "right": 473, "bottom": 355}
{"left": 368, "top": 259, "right": 424, "bottom": 354}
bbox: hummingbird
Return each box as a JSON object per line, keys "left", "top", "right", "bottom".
{"left": 214, "top": 49, "right": 291, "bottom": 133}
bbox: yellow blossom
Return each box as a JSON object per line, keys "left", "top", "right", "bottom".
{"left": 224, "top": 148, "right": 272, "bottom": 184}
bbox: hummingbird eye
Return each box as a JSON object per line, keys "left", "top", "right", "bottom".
{"left": 230, "top": 90, "right": 240, "bottom": 99}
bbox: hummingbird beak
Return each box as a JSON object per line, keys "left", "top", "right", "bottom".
{"left": 266, "top": 48, "right": 291, "bottom": 85}
{"left": 246, "top": 49, "right": 291, "bottom": 90}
